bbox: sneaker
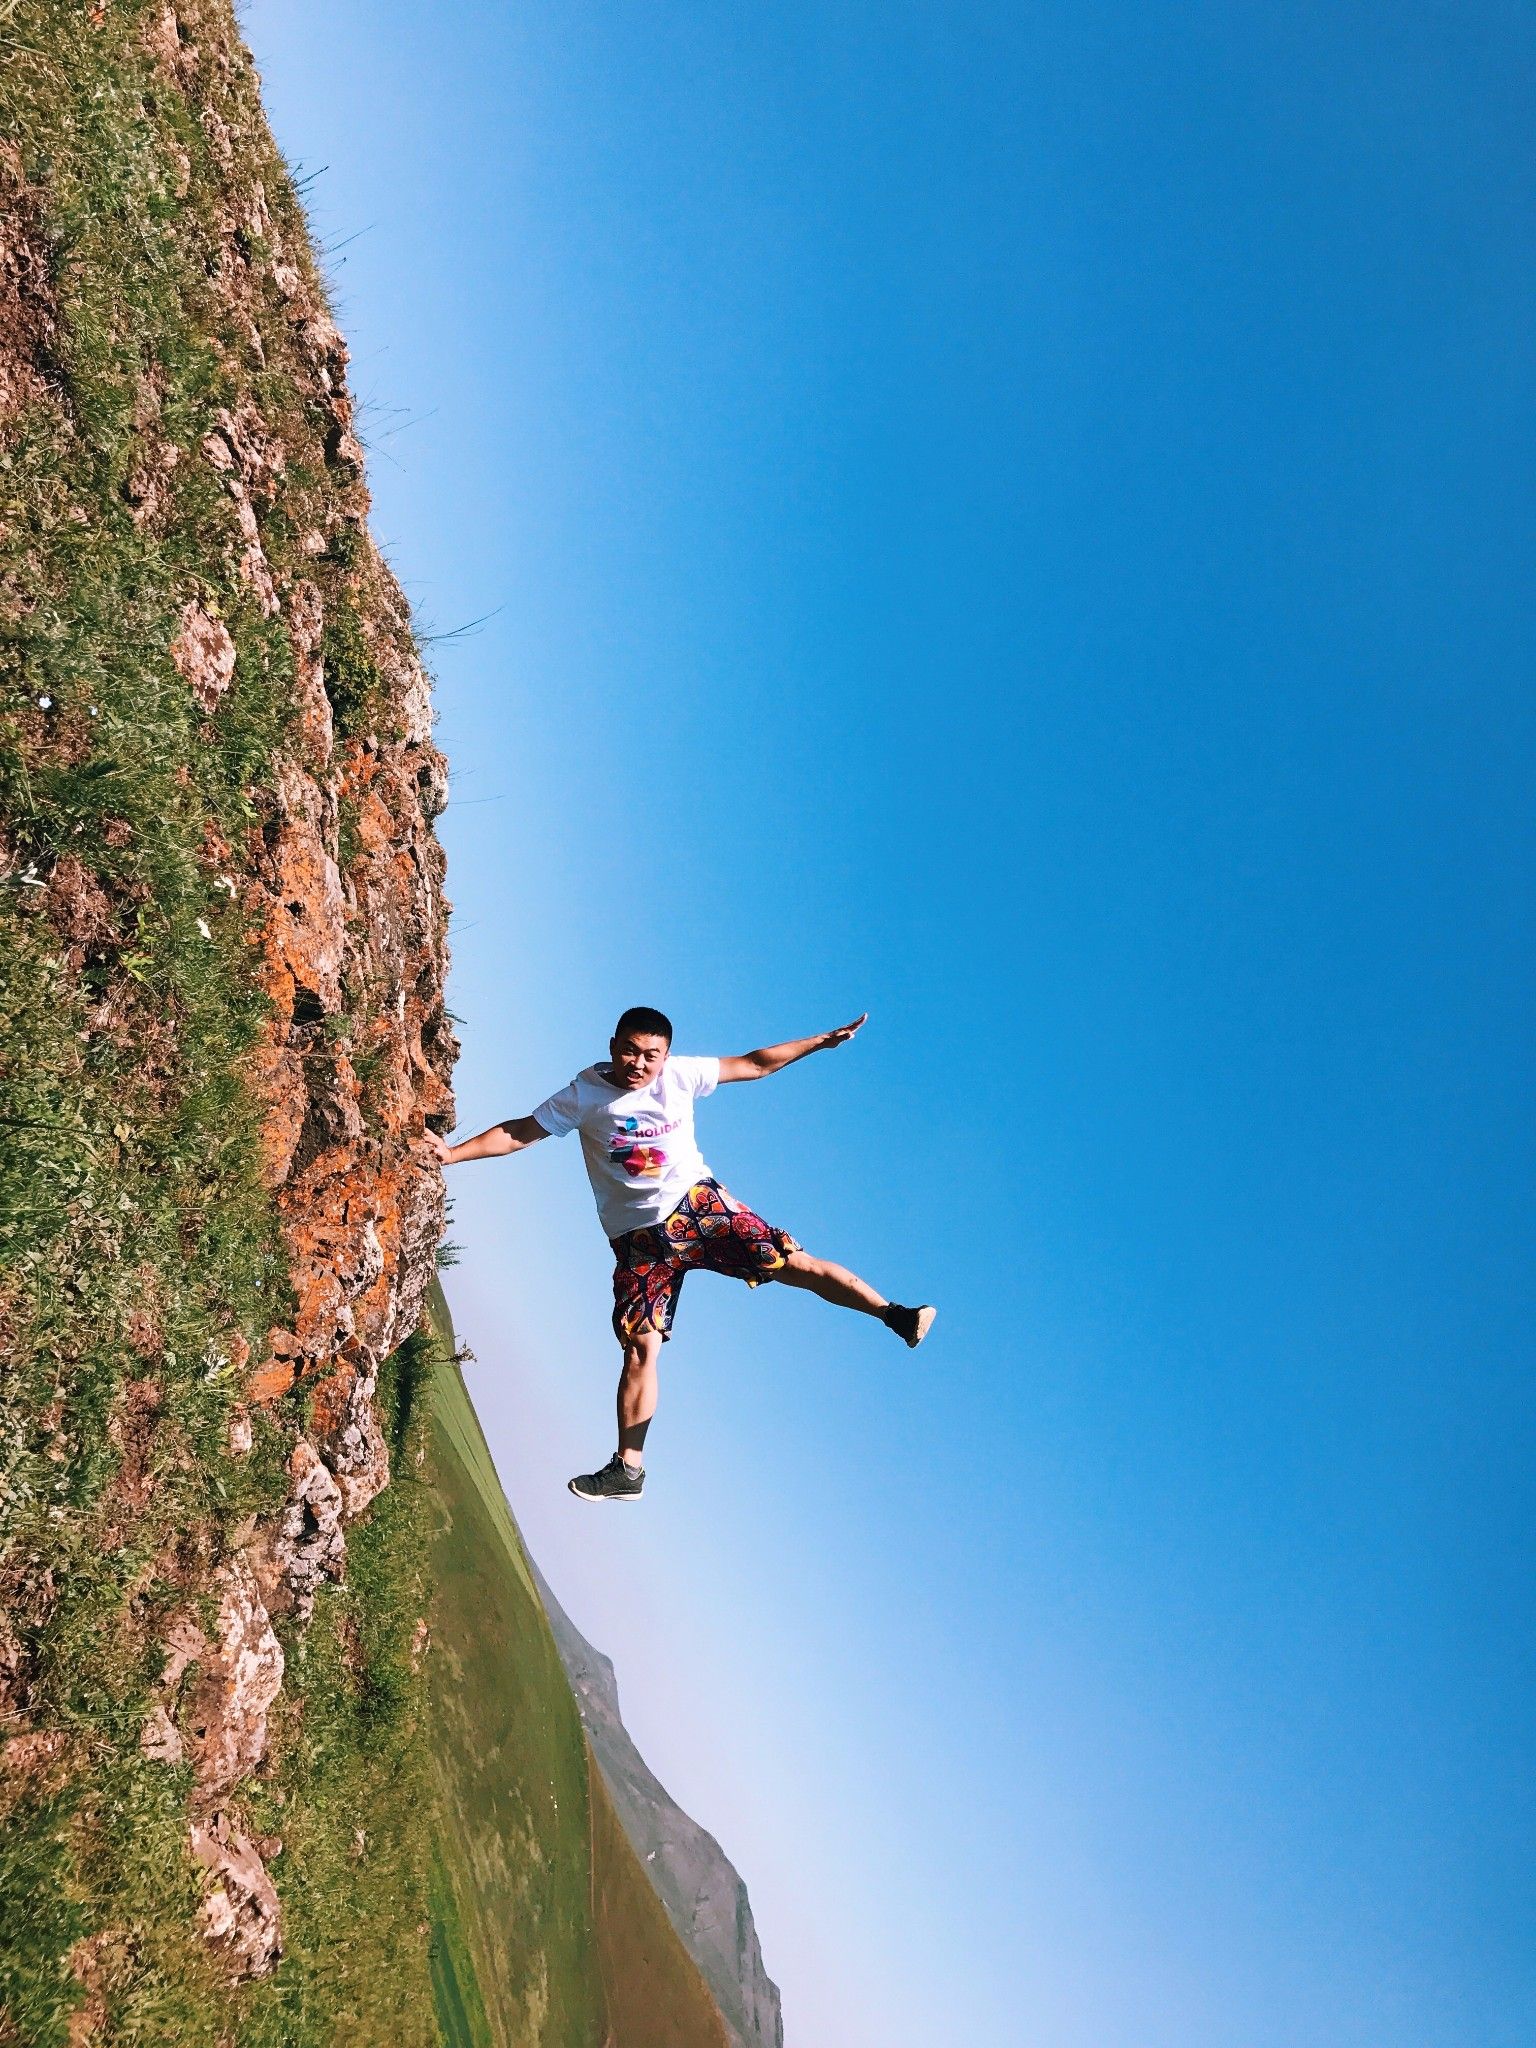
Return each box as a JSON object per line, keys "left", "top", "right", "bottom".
{"left": 568, "top": 1452, "right": 645, "bottom": 1503}
{"left": 884, "top": 1303, "right": 937, "bottom": 1348}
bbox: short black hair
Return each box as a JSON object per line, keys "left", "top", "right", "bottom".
{"left": 613, "top": 1005, "right": 673, "bottom": 1045}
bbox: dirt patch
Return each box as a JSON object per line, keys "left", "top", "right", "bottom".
{"left": 0, "top": 140, "right": 60, "bottom": 424}
{"left": 106, "top": 1375, "right": 164, "bottom": 1509}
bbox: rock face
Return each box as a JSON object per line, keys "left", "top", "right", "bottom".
{"left": 0, "top": 0, "right": 457, "bottom": 2002}
{"left": 191, "top": 1563, "right": 285, "bottom": 1792}
{"left": 530, "top": 1562, "right": 786, "bottom": 2048}
{"left": 130, "top": 0, "right": 458, "bottom": 1966}
{"left": 189, "top": 1811, "right": 284, "bottom": 1981}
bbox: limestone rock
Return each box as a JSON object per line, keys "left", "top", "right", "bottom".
{"left": 190, "top": 1811, "right": 282, "bottom": 1979}
{"left": 285, "top": 580, "right": 334, "bottom": 768}
{"left": 265, "top": 1438, "right": 346, "bottom": 1621}
{"left": 140, "top": 1702, "right": 183, "bottom": 1766}
{"left": 180, "top": 1560, "right": 284, "bottom": 1794}
{"left": 171, "top": 602, "right": 236, "bottom": 713}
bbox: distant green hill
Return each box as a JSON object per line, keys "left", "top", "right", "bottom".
{"left": 423, "top": 1280, "right": 732, "bottom": 2048}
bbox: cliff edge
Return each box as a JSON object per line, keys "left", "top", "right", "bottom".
{"left": 1, "top": 8, "right": 777, "bottom": 2044}
{"left": 3, "top": 0, "right": 457, "bottom": 2031}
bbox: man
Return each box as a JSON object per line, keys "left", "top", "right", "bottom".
{"left": 426, "top": 1006, "right": 935, "bottom": 1501}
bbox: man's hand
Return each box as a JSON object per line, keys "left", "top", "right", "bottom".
{"left": 719, "top": 1014, "right": 869, "bottom": 1083}
{"left": 820, "top": 1012, "right": 868, "bottom": 1050}
{"left": 423, "top": 1115, "right": 550, "bottom": 1165}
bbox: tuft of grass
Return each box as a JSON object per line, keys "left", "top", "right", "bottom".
{"left": 318, "top": 597, "right": 384, "bottom": 739}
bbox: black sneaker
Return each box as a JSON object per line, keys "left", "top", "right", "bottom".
{"left": 569, "top": 1453, "right": 645, "bottom": 1503}
{"left": 883, "top": 1303, "right": 937, "bottom": 1348}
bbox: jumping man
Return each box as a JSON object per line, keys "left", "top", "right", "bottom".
{"left": 425, "top": 1006, "right": 936, "bottom": 1501}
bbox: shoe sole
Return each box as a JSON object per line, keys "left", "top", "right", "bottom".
{"left": 568, "top": 1481, "right": 644, "bottom": 1502}
{"left": 905, "top": 1305, "right": 937, "bottom": 1348}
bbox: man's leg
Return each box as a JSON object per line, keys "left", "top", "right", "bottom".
{"left": 774, "top": 1250, "right": 936, "bottom": 1346}
{"left": 572, "top": 1235, "right": 685, "bottom": 1501}
{"left": 775, "top": 1249, "right": 887, "bottom": 1315}
{"left": 570, "top": 1327, "right": 661, "bottom": 1503}
{"left": 617, "top": 1330, "right": 663, "bottom": 1468}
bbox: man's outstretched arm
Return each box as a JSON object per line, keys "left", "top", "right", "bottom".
{"left": 425, "top": 1114, "right": 551, "bottom": 1165}
{"left": 718, "top": 1013, "right": 868, "bottom": 1084}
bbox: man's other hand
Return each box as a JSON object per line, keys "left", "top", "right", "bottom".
{"left": 821, "top": 1012, "right": 868, "bottom": 1049}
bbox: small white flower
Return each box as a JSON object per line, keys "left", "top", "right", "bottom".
{"left": 37, "top": 694, "right": 52, "bottom": 710}
{"left": 196, "top": 916, "right": 212, "bottom": 939}
{"left": 88, "top": 705, "right": 99, "bottom": 718}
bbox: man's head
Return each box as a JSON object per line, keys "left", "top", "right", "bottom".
{"left": 610, "top": 1005, "right": 673, "bottom": 1091}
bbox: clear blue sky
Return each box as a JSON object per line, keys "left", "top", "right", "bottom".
{"left": 248, "top": 4, "right": 1535, "bottom": 2042}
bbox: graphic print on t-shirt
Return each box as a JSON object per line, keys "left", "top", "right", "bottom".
{"left": 609, "top": 1113, "right": 680, "bottom": 1178}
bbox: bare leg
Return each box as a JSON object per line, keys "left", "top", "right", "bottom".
{"left": 617, "top": 1330, "right": 663, "bottom": 1467}
{"left": 774, "top": 1248, "right": 888, "bottom": 1317}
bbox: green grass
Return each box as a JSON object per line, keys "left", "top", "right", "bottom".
{"left": 0, "top": 5, "right": 320, "bottom": 2034}
{"left": 422, "top": 1279, "right": 608, "bottom": 2048}
{"left": 428, "top": 1840, "right": 494, "bottom": 2048}
{"left": 1, "top": 9, "right": 740, "bottom": 2042}
{"left": 421, "top": 1279, "right": 736, "bottom": 2048}
{"left": 0, "top": 4, "right": 439, "bottom": 2038}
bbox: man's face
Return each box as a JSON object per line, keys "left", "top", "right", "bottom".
{"left": 610, "top": 1031, "right": 669, "bottom": 1091}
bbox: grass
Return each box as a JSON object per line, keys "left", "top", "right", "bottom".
{"left": 422, "top": 1279, "right": 608, "bottom": 2048}
{"left": 0, "top": 4, "right": 315, "bottom": 2033}
{"left": 1, "top": 8, "right": 740, "bottom": 2043}
{"left": 421, "top": 1279, "right": 736, "bottom": 2048}
{"left": 0, "top": 3, "right": 440, "bottom": 2038}
{"left": 428, "top": 1841, "right": 494, "bottom": 2048}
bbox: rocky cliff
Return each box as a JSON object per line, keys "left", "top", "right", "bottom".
{"left": 1, "top": 2, "right": 457, "bottom": 2034}
{"left": 1, "top": 9, "right": 777, "bottom": 2044}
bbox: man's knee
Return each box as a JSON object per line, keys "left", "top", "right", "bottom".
{"left": 775, "top": 1249, "right": 818, "bottom": 1282}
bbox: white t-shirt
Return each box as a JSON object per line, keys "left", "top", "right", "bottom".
{"left": 531, "top": 1055, "right": 721, "bottom": 1238}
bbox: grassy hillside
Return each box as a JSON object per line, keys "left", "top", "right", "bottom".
{"left": 588, "top": 1763, "right": 731, "bottom": 2048}
{"left": 1, "top": 2, "right": 450, "bottom": 2038}
{"left": 0, "top": 5, "right": 753, "bottom": 2038}
{"left": 423, "top": 1280, "right": 732, "bottom": 2048}
{"left": 423, "top": 1280, "right": 604, "bottom": 2047}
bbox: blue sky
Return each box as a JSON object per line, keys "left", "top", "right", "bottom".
{"left": 247, "top": 4, "right": 1535, "bottom": 2041}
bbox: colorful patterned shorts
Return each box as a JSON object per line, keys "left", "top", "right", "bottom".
{"left": 610, "top": 1178, "right": 801, "bottom": 1344}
